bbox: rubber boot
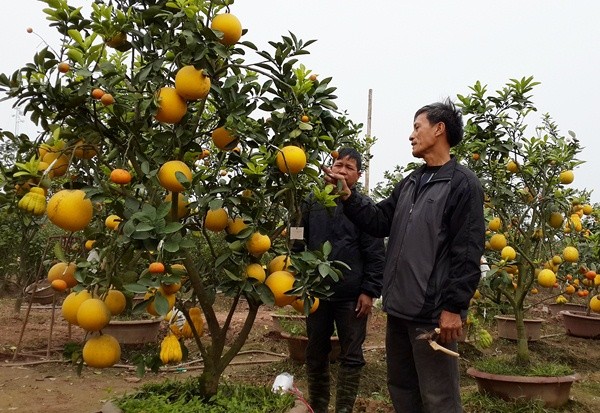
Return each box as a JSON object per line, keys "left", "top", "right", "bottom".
{"left": 307, "top": 368, "right": 330, "bottom": 413}
{"left": 334, "top": 365, "right": 362, "bottom": 413}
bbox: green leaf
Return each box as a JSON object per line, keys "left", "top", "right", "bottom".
{"left": 163, "top": 239, "right": 180, "bottom": 253}
{"left": 123, "top": 283, "right": 148, "bottom": 293}
{"left": 163, "top": 222, "right": 183, "bottom": 234}
{"left": 53, "top": 242, "right": 66, "bottom": 262}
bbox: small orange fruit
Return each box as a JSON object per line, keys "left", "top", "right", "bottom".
{"left": 91, "top": 88, "right": 105, "bottom": 100}
{"left": 211, "top": 127, "right": 238, "bottom": 151}
{"left": 100, "top": 93, "right": 115, "bottom": 106}
{"left": 309, "top": 74, "right": 318, "bottom": 82}
{"left": 110, "top": 168, "right": 132, "bottom": 185}
{"left": 330, "top": 150, "right": 339, "bottom": 159}
{"left": 149, "top": 262, "right": 166, "bottom": 274}
{"left": 301, "top": 115, "right": 309, "bottom": 123}
{"left": 51, "top": 279, "right": 68, "bottom": 292}
{"left": 58, "top": 62, "right": 70, "bottom": 73}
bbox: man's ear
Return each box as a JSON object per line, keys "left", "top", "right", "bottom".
{"left": 435, "top": 122, "right": 446, "bottom": 137}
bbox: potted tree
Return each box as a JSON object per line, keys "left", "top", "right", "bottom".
{"left": 455, "top": 77, "right": 592, "bottom": 406}
{"left": 0, "top": 0, "right": 365, "bottom": 401}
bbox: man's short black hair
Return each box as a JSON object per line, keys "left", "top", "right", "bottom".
{"left": 336, "top": 147, "right": 362, "bottom": 171}
{"left": 414, "top": 98, "right": 464, "bottom": 147}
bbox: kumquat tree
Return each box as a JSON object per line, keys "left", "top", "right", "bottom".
{"left": 0, "top": 0, "right": 366, "bottom": 397}
{"left": 454, "top": 76, "right": 599, "bottom": 364}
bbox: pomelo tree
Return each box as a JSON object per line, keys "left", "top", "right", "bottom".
{"left": 455, "top": 76, "right": 598, "bottom": 364}
{"left": 0, "top": 0, "right": 365, "bottom": 397}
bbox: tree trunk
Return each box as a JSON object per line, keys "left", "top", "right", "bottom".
{"left": 514, "top": 309, "right": 530, "bottom": 365}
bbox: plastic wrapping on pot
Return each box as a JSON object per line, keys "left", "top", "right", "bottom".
{"left": 272, "top": 372, "right": 294, "bottom": 394}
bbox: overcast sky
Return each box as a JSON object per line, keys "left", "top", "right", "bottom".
{"left": 1, "top": 1, "right": 598, "bottom": 203}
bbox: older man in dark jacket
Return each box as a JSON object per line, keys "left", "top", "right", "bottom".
{"left": 299, "top": 147, "right": 385, "bottom": 413}
{"left": 324, "top": 101, "right": 485, "bottom": 413}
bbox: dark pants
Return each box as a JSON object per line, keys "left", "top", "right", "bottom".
{"left": 305, "top": 300, "right": 368, "bottom": 413}
{"left": 306, "top": 299, "right": 367, "bottom": 370}
{"left": 386, "top": 314, "right": 462, "bottom": 413}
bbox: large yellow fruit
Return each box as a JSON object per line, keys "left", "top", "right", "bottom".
{"left": 204, "top": 208, "right": 228, "bottom": 232}
{"left": 61, "top": 290, "right": 92, "bottom": 325}
{"left": 105, "top": 214, "right": 121, "bottom": 231}
{"left": 291, "top": 297, "right": 319, "bottom": 314}
{"left": 73, "top": 140, "right": 97, "bottom": 159}
{"left": 211, "top": 127, "right": 237, "bottom": 150}
{"left": 47, "top": 261, "right": 78, "bottom": 288}
{"left": 83, "top": 334, "right": 121, "bottom": 368}
{"left": 559, "top": 170, "right": 574, "bottom": 184}
{"left": 488, "top": 217, "right": 501, "bottom": 232}
{"left": 47, "top": 189, "right": 93, "bottom": 232}
{"left": 590, "top": 295, "right": 600, "bottom": 313}
{"left": 103, "top": 289, "right": 127, "bottom": 316}
{"left": 501, "top": 246, "right": 516, "bottom": 261}
{"left": 174, "top": 65, "right": 211, "bottom": 101}
{"left": 77, "top": 298, "right": 112, "bottom": 331}
{"left": 265, "top": 270, "right": 296, "bottom": 307}
{"left": 506, "top": 160, "right": 519, "bottom": 173}
{"left": 245, "top": 263, "right": 266, "bottom": 283}
{"left": 164, "top": 192, "right": 189, "bottom": 219}
{"left": 155, "top": 87, "right": 187, "bottom": 124}
{"left": 158, "top": 160, "right": 192, "bottom": 192}
{"left": 268, "top": 255, "right": 292, "bottom": 274}
{"left": 548, "top": 212, "right": 564, "bottom": 229}
{"left": 563, "top": 246, "right": 579, "bottom": 263}
{"left": 42, "top": 152, "right": 70, "bottom": 177}
{"left": 276, "top": 146, "right": 307, "bottom": 174}
{"left": 246, "top": 232, "right": 271, "bottom": 257}
{"left": 210, "top": 13, "right": 242, "bottom": 46}
{"left": 226, "top": 217, "right": 247, "bottom": 235}
{"left": 537, "top": 269, "right": 556, "bottom": 288}
{"left": 582, "top": 204, "right": 593, "bottom": 215}
{"left": 489, "top": 234, "right": 507, "bottom": 251}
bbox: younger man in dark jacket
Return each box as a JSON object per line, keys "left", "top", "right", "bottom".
{"left": 299, "top": 147, "right": 385, "bottom": 413}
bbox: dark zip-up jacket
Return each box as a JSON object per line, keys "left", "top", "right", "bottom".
{"left": 298, "top": 197, "right": 385, "bottom": 301}
{"left": 342, "top": 157, "right": 485, "bottom": 322}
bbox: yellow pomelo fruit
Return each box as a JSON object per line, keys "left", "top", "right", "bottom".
{"left": 77, "top": 298, "right": 112, "bottom": 332}
{"left": 155, "top": 87, "right": 187, "bottom": 124}
{"left": 42, "top": 152, "right": 70, "bottom": 177}
{"left": 47, "top": 261, "right": 78, "bottom": 288}
{"left": 73, "top": 140, "right": 97, "bottom": 159}
{"left": 204, "top": 208, "right": 228, "bottom": 232}
{"left": 211, "top": 127, "right": 238, "bottom": 151}
{"left": 83, "top": 334, "right": 121, "bottom": 368}
{"left": 563, "top": 246, "right": 579, "bottom": 263}
{"left": 582, "top": 204, "right": 593, "bottom": 215}
{"left": 161, "top": 281, "right": 181, "bottom": 295}
{"left": 506, "top": 160, "right": 519, "bottom": 173}
{"left": 268, "top": 255, "right": 292, "bottom": 274}
{"left": 552, "top": 255, "right": 562, "bottom": 265}
{"left": 47, "top": 189, "right": 93, "bottom": 232}
{"left": 590, "top": 295, "right": 600, "bottom": 313}
{"left": 105, "top": 214, "right": 121, "bottom": 231}
{"left": 164, "top": 192, "right": 189, "bottom": 219}
{"left": 174, "top": 65, "right": 211, "bottom": 100}
{"left": 291, "top": 297, "right": 319, "bottom": 314}
{"left": 548, "top": 212, "right": 564, "bottom": 229}
{"left": 226, "top": 217, "right": 247, "bottom": 235}
{"left": 488, "top": 217, "right": 501, "bottom": 232}
{"left": 145, "top": 288, "right": 176, "bottom": 316}
{"left": 276, "top": 146, "right": 307, "bottom": 174}
{"left": 559, "top": 170, "right": 574, "bottom": 184}
{"left": 210, "top": 13, "right": 242, "bottom": 46}
{"left": 245, "top": 263, "right": 266, "bottom": 283}
{"left": 489, "top": 234, "right": 507, "bottom": 251}
{"left": 103, "top": 289, "right": 127, "bottom": 316}
{"left": 85, "top": 240, "right": 96, "bottom": 250}
{"left": 265, "top": 270, "right": 296, "bottom": 307}
{"left": 501, "top": 246, "right": 516, "bottom": 261}
{"left": 158, "top": 160, "right": 192, "bottom": 192}
{"left": 246, "top": 232, "right": 271, "bottom": 257}
{"left": 537, "top": 269, "right": 556, "bottom": 288}
{"left": 61, "top": 290, "right": 92, "bottom": 325}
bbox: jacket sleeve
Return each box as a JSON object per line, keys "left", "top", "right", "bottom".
{"left": 442, "top": 172, "right": 485, "bottom": 314}
{"left": 359, "top": 231, "right": 385, "bottom": 298}
{"left": 342, "top": 181, "right": 405, "bottom": 238}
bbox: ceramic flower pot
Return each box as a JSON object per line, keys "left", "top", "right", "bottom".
{"left": 280, "top": 332, "right": 341, "bottom": 363}
{"left": 467, "top": 367, "right": 579, "bottom": 408}
{"left": 494, "top": 315, "right": 543, "bottom": 341}
{"left": 560, "top": 310, "right": 600, "bottom": 339}
{"left": 547, "top": 303, "right": 587, "bottom": 316}
{"left": 102, "top": 318, "right": 162, "bottom": 345}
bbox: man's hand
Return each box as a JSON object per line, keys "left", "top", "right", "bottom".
{"left": 438, "top": 310, "right": 463, "bottom": 343}
{"left": 355, "top": 294, "right": 373, "bottom": 318}
{"left": 321, "top": 166, "right": 351, "bottom": 201}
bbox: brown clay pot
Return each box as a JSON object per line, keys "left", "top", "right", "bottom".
{"left": 560, "top": 310, "right": 600, "bottom": 339}
{"left": 23, "top": 280, "right": 55, "bottom": 305}
{"left": 102, "top": 318, "right": 162, "bottom": 345}
{"left": 467, "top": 367, "right": 579, "bottom": 408}
{"left": 494, "top": 315, "right": 543, "bottom": 341}
{"left": 547, "top": 303, "right": 587, "bottom": 316}
{"left": 280, "top": 332, "right": 341, "bottom": 363}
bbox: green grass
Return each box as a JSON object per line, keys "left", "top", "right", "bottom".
{"left": 115, "top": 379, "right": 295, "bottom": 413}
{"left": 474, "top": 356, "right": 574, "bottom": 377}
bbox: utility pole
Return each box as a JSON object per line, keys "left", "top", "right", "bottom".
{"left": 12, "top": 108, "right": 24, "bottom": 135}
{"left": 364, "top": 89, "right": 373, "bottom": 194}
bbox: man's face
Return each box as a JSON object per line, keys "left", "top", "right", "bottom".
{"left": 410, "top": 112, "right": 441, "bottom": 159}
{"left": 331, "top": 156, "right": 361, "bottom": 188}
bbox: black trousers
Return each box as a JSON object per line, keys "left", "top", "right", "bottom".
{"left": 305, "top": 299, "right": 368, "bottom": 370}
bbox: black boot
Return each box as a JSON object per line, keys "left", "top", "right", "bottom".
{"left": 335, "top": 365, "right": 362, "bottom": 413}
{"left": 307, "top": 368, "right": 330, "bottom": 413}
